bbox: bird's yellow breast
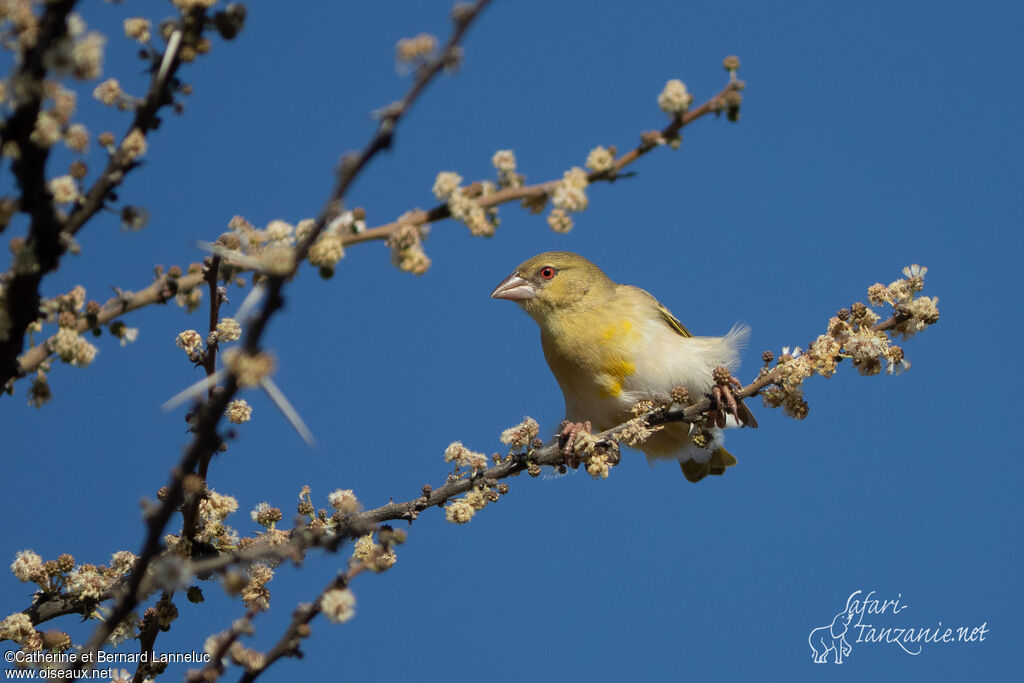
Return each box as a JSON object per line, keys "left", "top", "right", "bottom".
{"left": 542, "top": 315, "right": 640, "bottom": 401}
{"left": 597, "top": 357, "right": 636, "bottom": 398}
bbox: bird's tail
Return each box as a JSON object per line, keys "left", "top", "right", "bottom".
{"left": 722, "top": 322, "right": 750, "bottom": 368}
{"left": 679, "top": 447, "right": 738, "bottom": 483}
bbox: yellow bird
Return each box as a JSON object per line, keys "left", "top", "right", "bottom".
{"left": 491, "top": 251, "right": 754, "bottom": 482}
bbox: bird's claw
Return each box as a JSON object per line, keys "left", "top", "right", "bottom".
{"left": 558, "top": 420, "right": 592, "bottom": 469}
{"left": 711, "top": 377, "right": 758, "bottom": 429}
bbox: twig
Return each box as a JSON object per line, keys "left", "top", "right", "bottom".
{"left": 180, "top": 256, "right": 225, "bottom": 545}
{"left": 10, "top": 78, "right": 739, "bottom": 384}
{"left": 343, "top": 79, "right": 742, "bottom": 247}
{"left": 192, "top": 609, "right": 258, "bottom": 681}
{"left": 0, "top": 0, "right": 79, "bottom": 385}
{"left": 9, "top": 306, "right": 914, "bottom": 642}
{"left": 0, "top": 4, "right": 206, "bottom": 386}
{"left": 15, "top": 271, "right": 202, "bottom": 379}
{"left": 131, "top": 590, "right": 170, "bottom": 683}
{"left": 236, "top": 557, "right": 381, "bottom": 682}
{"left": 62, "top": 1, "right": 493, "bottom": 672}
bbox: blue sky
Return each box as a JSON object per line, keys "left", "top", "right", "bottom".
{"left": 2, "top": 1, "right": 1021, "bottom": 681}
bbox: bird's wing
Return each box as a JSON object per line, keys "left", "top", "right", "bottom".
{"left": 617, "top": 285, "right": 693, "bottom": 338}
{"left": 655, "top": 302, "right": 692, "bottom": 338}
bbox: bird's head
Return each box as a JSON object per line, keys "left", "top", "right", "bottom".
{"left": 490, "top": 251, "right": 614, "bottom": 326}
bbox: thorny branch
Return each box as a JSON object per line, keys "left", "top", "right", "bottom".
{"left": 10, "top": 75, "right": 740, "bottom": 383}
{"left": 0, "top": 4, "right": 938, "bottom": 683}
{"left": 0, "top": 2, "right": 205, "bottom": 387}
{"left": 59, "top": 1, "right": 494, "bottom": 673}
{"left": 11, "top": 306, "right": 921, "bottom": 640}
{"left": 5, "top": 276, "right": 937, "bottom": 680}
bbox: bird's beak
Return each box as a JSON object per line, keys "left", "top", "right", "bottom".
{"left": 490, "top": 273, "right": 537, "bottom": 301}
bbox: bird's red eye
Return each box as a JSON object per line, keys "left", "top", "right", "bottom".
{"left": 540, "top": 266, "right": 556, "bottom": 280}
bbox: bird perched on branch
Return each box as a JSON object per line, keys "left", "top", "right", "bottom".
{"left": 491, "top": 251, "right": 756, "bottom": 482}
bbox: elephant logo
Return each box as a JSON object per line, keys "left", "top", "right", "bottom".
{"left": 809, "top": 594, "right": 856, "bottom": 664}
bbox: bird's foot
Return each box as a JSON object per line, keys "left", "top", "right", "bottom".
{"left": 558, "top": 420, "right": 592, "bottom": 469}
{"left": 711, "top": 367, "right": 758, "bottom": 429}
